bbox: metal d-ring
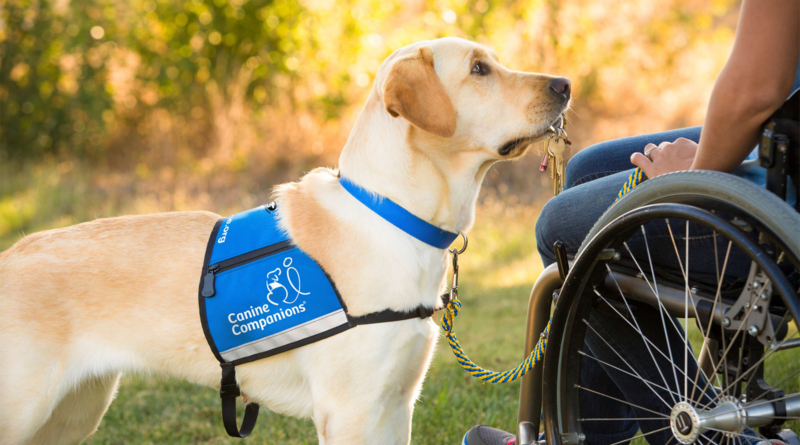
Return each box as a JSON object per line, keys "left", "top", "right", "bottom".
{"left": 450, "top": 232, "right": 468, "bottom": 255}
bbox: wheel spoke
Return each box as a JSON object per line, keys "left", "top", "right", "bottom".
{"left": 694, "top": 290, "right": 764, "bottom": 408}
{"left": 713, "top": 231, "right": 720, "bottom": 290}
{"left": 702, "top": 328, "right": 799, "bottom": 410}
{"left": 582, "top": 319, "right": 674, "bottom": 410}
{"left": 579, "top": 350, "right": 685, "bottom": 401}
{"left": 697, "top": 276, "right": 776, "bottom": 409}
{"left": 702, "top": 427, "right": 760, "bottom": 444}
{"left": 575, "top": 385, "right": 671, "bottom": 418}
{"left": 598, "top": 266, "right": 679, "bottom": 405}
{"left": 624, "top": 236, "right": 684, "bottom": 401}
{"left": 606, "top": 426, "right": 671, "bottom": 445}
{"left": 734, "top": 328, "right": 748, "bottom": 397}
{"left": 689, "top": 240, "right": 732, "bottom": 404}
{"left": 736, "top": 313, "right": 794, "bottom": 401}
{"left": 578, "top": 417, "right": 667, "bottom": 421}
{"left": 684, "top": 220, "right": 689, "bottom": 402}
{"left": 666, "top": 219, "right": 713, "bottom": 405}
{"left": 639, "top": 227, "right": 681, "bottom": 404}
{"left": 704, "top": 430, "right": 723, "bottom": 445}
{"left": 720, "top": 301, "right": 730, "bottom": 398}
{"left": 595, "top": 281, "right": 699, "bottom": 384}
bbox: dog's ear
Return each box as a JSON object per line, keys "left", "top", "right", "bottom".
{"left": 383, "top": 47, "right": 457, "bottom": 138}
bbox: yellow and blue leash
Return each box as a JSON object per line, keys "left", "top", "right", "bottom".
{"left": 441, "top": 166, "right": 644, "bottom": 384}
{"left": 440, "top": 294, "right": 550, "bottom": 384}
{"left": 617, "top": 167, "right": 646, "bottom": 201}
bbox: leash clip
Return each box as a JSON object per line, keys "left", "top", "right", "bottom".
{"left": 447, "top": 232, "right": 466, "bottom": 303}
{"left": 443, "top": 234, "right": 467, "bottom": 335}
{"left": 449, "top": 252, "right": 459, "bottom": 299}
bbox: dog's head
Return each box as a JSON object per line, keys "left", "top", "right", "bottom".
{"left": 374, "top": 37, "right": 570, "bottom": 160}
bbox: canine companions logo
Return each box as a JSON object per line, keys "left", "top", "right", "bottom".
{"left": 227, "top": 256, "right": 309, "bottom": 335}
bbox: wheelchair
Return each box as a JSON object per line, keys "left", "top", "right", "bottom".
{"left": 497, "top": 91, "right": 800, "bottom": 445}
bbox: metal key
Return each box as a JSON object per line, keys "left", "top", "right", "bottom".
{"left": 540, "top": 114, "right": 571, "bottom": 195}
{"left": 550, "top": 116, "right": 570, "bottom": 195}
{"left": 548, "top": 137, "right": 567, "bottom": 195}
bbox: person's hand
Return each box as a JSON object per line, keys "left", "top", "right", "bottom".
{"left": 630, "top": 138, "right": 698, "bottom": 178}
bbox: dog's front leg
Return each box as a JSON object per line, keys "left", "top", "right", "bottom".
{"left": 305, "top": 321, "right": 437, "bottom": 445}
{"left": 313, "top": 392, "right": 414, "bottom": 445}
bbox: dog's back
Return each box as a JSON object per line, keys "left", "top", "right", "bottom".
{"left": 0, "top": 211, "right": 219, "bottom": 329}
{"left": 0, "top": 211, "right": 219, "bottom": 445}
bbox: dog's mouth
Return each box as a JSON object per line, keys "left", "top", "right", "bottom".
{"left": 497, "top": 115, "right": 566, "bottom": 157}
{"left": 498, "top": 136, "right": 538, "bottom": 157}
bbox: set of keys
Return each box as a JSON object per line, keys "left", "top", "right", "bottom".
{"left": 539, "top": 115, "right": 571, "bottom": 195}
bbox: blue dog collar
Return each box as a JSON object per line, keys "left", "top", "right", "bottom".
{"left": 339, "top": 176, "right": 459, "bottom": 249}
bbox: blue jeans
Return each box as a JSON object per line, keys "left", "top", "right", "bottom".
{"left": 536, "top": 128, "right": 755, "bottom": 445}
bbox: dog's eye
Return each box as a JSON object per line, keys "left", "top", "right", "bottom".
{"left": 471, "top": 61, "right": 489, "bottom": 76}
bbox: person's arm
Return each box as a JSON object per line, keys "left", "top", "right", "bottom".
{"left": 631, "top": 0, "right": 800, "bottom": 177}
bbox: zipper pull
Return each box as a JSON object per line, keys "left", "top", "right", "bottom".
{"left": 202, "top": 265, "right": 219, "bottom": 298}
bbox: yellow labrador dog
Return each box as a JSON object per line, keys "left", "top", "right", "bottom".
{"left": 0, "top": 37, "right": 569, "bottom": 444}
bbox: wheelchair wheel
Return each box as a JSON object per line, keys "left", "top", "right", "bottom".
{"left": 542, "top": 172, "right": 800, "bottom": 445}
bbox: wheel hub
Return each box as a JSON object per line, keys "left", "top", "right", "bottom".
{"left": 701, "top": 396, "right": 746, "bottom": 440}
{"left": 669, "top": 396, "right": 751, "bottom": 444}
{"left": 675, "top": 412, "right": 693, "bottom": 435}
{"left": 670, "top": 402, "right": 701, "bottom": 444}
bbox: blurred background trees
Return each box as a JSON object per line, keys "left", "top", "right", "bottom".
{"left": 0, "top": 0, "right": 740, "bottom": 248}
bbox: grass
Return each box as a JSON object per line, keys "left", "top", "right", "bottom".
{"left": 84, "top": 282, "right": 539, "bottom": 445}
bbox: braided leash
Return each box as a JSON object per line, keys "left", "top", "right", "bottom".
{"left": 438, "top": 237, "right": 550, "bottom": 384}
{"left": 617, "top": 166, "right": 646, "bottom": 201}
{"left": 440, "top": 297, "right": 550, "bottom": 383}
{"left": 439, "top": 162, "right": 642, "bottom": 383}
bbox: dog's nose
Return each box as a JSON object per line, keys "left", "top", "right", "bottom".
{"left": 548, "top": 77, "right": 571, "bottom": 100}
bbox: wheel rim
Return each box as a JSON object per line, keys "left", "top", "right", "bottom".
{"left": 543, "top": 204, "right": 800, "bottom": 445}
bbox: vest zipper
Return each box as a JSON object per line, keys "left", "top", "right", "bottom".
{"left": 202, "top": 240, "right": 294, "bottom": 298}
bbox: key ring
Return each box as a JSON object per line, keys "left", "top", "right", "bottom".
{"left": 547, "top": 115, "right": 569, "bottom": 143}
{"left": 549, "top": 115, "right": 564, "bottom": 132}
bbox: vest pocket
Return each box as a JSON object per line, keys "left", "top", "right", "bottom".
{"left": 202, "top": 240, "right": 293, "bottom": 298}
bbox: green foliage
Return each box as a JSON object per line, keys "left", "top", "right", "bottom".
{"left": 1, "top": 0, "right": 116, "bottom": 158}
{"left": 1, "top": 0, "right": 738, "bottom": 162}
{"left": 0, "top": 0, "right": 395, "bottom": 160}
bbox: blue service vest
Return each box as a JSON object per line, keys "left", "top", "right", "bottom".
{"left": 199, "top": 203, "right": 351, "bottom": 365}
{"left": 198, "top": 190, "right": 441, "bottom": 439}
